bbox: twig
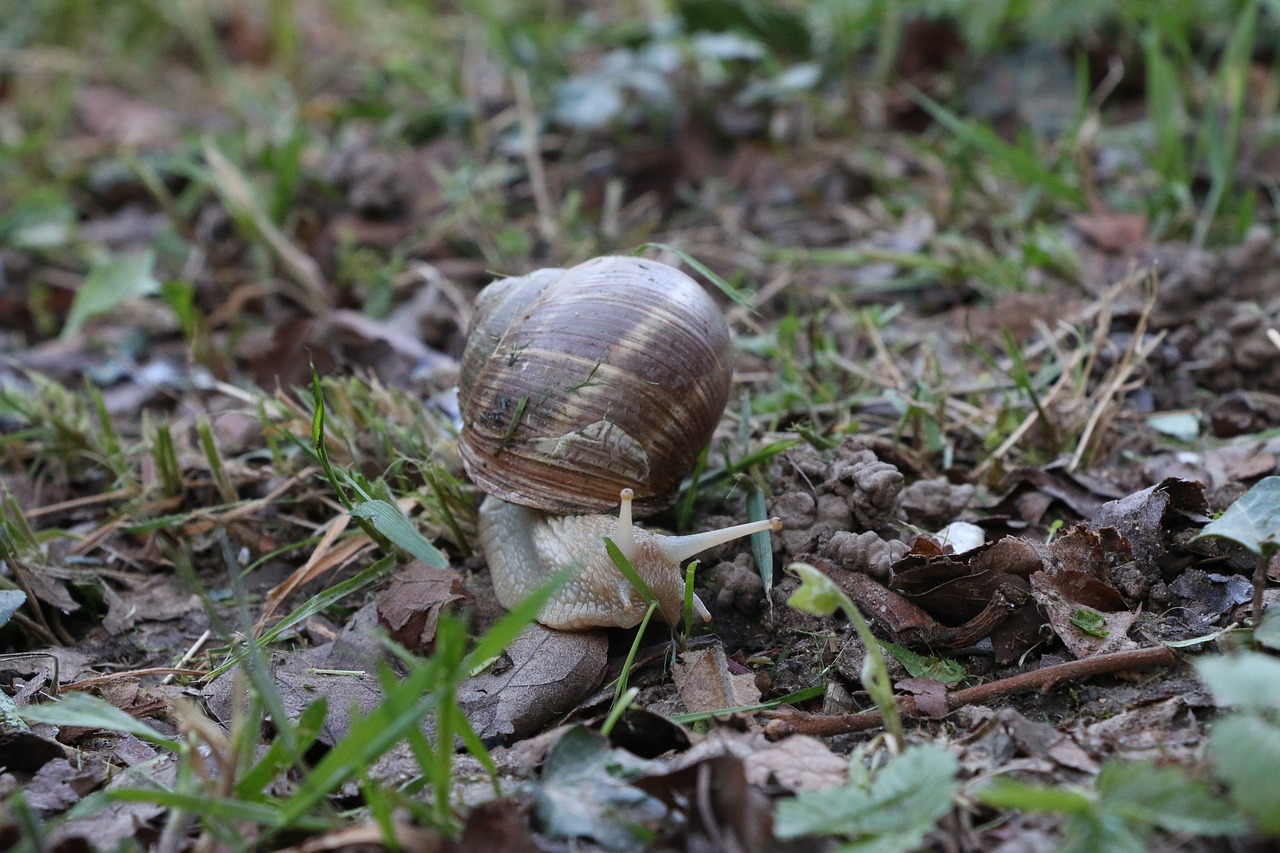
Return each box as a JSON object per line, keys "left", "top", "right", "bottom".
{"left": 62, "top": 667, "right": 209, "bottom": 691}
{"left": 24, "top": 487, "right": 137, "bottom": 519}
{"left": 163, "top": 630, "right": 212, "bottom": 685}
{"left": 512, "top": 71, "right": 558, "bottom": 248}
{"left": 763, "top": 645, "right": 1178, "bottom": 739}
{"left": 203, "top": 139, "right": 334, "bottom": 314}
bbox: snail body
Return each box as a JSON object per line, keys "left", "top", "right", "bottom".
{"left": 479, "top": 489, "right": 781, "bottom": 630}
{"left": 460, "top": 256, "right": 779, "bottom": 631}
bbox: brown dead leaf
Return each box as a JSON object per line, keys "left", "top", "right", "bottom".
{"left": 889, "top": 536, "right": 1044, "bottom": 660}
{"left": 0, "top": 731, "right": 66, "bottom": 773}
{"left": 47, "top": 762, "right": 170, "bottom": 850}
{"left": 376, "top": 562, "right": 470, "bottom": 652}
{"left": 1030, "top": 571, "right": 1139, "bottom": 659}
{"left": 671, "top": 729, "right": 847, "bottom": 793}
{"left": 672, "top": 642, "right": 761, "bottom": 714}
{"left": 457, "top": 624, "right": 607, "bottom": 745}
{"left": 102, "top": 575, "right": 201, "bottom": 636}
{"left": 1072, "top": 211, "right": 1148, "bottom": 253}
{"left": 1045, "top": 525, "right": 1130, "bottom": 588}
{"left": 1205, "top": 443, "right": 1278, "bottom": 486}
{"left": 1080, "top": 693, "right": 1207, "bottom": 761}
{"left": 895, "top": 677, "right": 949, "bottom": 717}
{"left": 10, "top": 559, "right": 80, "bottom": 614}
{"left": 75, "top": 85, "right": 178, "bottom": 148}
{"left": 1001, "top": 709, "right": 1100, "bottom": 774}
{"left": 992, "top": 467, "right": 1125, "bottom": 524}
{"left": 1090, "top": 478, "right": 1210, "bottom": 599}
{"left": 633, "top": 753, "right": 773, "bottom": 853}
{"left": 24, "top": 758, "right": 105, "bottom": 814}
{"left": 451, "top": 799, "right": 540, "bottom": 853}
{"left": 1206, "top": 391, "right": 1280, "bottom": 437}
{"left": 605, "top": 708, "right": 691, "bottom": 760}
{"left": 204, "top": 645, "right": 386, "bottom": 746}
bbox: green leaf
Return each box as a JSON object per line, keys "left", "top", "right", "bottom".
{"left": 20, "top": 692, "right": 173, "bottom": 748}
{"left": 981, "top": 760, "right": 1247, "bottom": 851}
{"left": 1068, "top": 608, "right": 1110, "bottom": 638}
{"left": 349, "top": 500, "right": 448, "bottom": 569}
{"left": 108, "top": 787, "right": 329, "bottom": 832}
{"left": 0, "top": 589, "right": 26, "bottom": 628}
{"left": 747, "top": 488, "right": 774, "bottom": 596}
{"left": 278, "top": 654, "right": 448, "bottom": 824}
{"left": 1058, "top": 812, "right": 1147, "bottom": 853}
{"left": 1146, "top": 411, "right": 1199, "bottom": 441}
{"left": 0, "top": 691, "right": 28, "bottom": 731}
{"left": 0, "top": 188, "right": 74, "bottom": 249}
{"left": 879, "top": 641, "right": 966, "bottom": 684}
{"left": 160, "top": 279, "right": 199, "bottom": 340}
{"left": 604, "top": 537, "right": 659, "bottom": 607}
{"left": 536, "top": 725, "right": 666, "bottom": 851}
{"left": 1208, "top": 713, "right": 1280, "bottom": 833}
{"left": 979, "top": 776, "right": 1095, "bottom": 815}
{"left": 774, "top": 743, "right": 960, "bottom": 850}
{"left": 785, "top": 562, "right": 844, "bottom": 617}
{"left": 635, "top": 242, "right": 753, "bottom": 307}
{"left": 61, "top": 250, "right": 161, "bottom": 340}
{"left": 1195, "top": 652, "right": 1280, "bottom": 712}
{"left": 1191, "top": 475, "right": 1280, "bottom": 557}
{"left": 910, "top": 88, "right": 1085, "bottom": 207}
{"left": 1254, "top": 605, "right": 1280, "bottom": 651}
{"left": 234, "top": 698, "right": 328, "bottom": 799}
{"left": 1095, "top": 759, "right": 1247, "bottom": 837}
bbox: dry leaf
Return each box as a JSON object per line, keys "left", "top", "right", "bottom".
{"left": 376, "top": 563, "right": 470, "bottom": 651}
{"left": 672, "top": 643, "right": 761, "bottom": 714}
{"left": 457, "top": 625, "right": 607, "bottom": 744}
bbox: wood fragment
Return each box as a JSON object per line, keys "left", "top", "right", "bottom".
{"left": 763, "top": 645, "right": 1178, "bottom": 739}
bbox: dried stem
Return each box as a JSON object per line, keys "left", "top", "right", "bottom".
{"left": 764, "top": 645, "right": 1178, "bottom": 739}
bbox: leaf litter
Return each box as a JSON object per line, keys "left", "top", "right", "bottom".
{"left": 3, "top": 5, "right": 1280, "bottom": 852}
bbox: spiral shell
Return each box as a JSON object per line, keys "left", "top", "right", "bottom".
{"left": 458, "top": 256, "right": 733, "bottom": 517}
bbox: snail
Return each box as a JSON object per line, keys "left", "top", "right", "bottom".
{"left": 459, "top": 255, "right": 780, "bottom": 630}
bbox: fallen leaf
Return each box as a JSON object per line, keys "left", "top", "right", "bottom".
{"left": 1030, "top": 571, "right": 1139, "bottom": 659}
{"left": 1072, "top": 211, "right": 1148, "bottom": 253}
{"left": 457, "top": 625, "right": 607, "bottom": 745}
{"left": 633, "top": 753, "right": 773, "bottom": 853}
{"left": 204, "top": 645, "right": 385, "bottom": 746}
{"left": 0, "top": 731, "right": 66, "bottom": 773}
{"left": 452, "top": 798, "right": 539, "bottom": 853}
{"left": 895, "top": 677, "right": 949, "bottom": 717}
{"left": 376, "top": 563, "right": 470, "bottom": 651}
{"left": 672, "top": 642, "right": 761, "bottom": 714}
{"left": 1092, "top": 478, "right": 1210, "bottom": 600}
{"left": 535, "top": 725, "right": 668, "bottom": 852}
{"left": 668, "top": 729, "right": 847, "bottom": 793}
{"left": 24, "top": 758, "right": 104, "bottom": 814}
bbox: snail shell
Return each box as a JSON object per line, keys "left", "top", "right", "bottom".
{"left": 460, "top": 256, "right": 779, "bottom": 631}
{"left": 458, "top": 255, "right": 734, "bottom": 517}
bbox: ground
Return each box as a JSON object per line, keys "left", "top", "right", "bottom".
{"left": 1, "top": 3, "right": 1279, "bottom": 851}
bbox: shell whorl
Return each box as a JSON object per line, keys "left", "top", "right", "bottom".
{"left": 458, "top": 256, "right": 733, "bottom": 518}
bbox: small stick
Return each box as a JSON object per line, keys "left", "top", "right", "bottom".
{"left": 512, "top": 71, "right": 558, "bottom": 248}
{"left": 763, "top": 645, "right": 1177, "bottom": 739}
{"left": 62, "top": 667, "right": 209, "bottom": 691}
{"left": 163, "top": 630, "right": 212, "bottom": 685}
